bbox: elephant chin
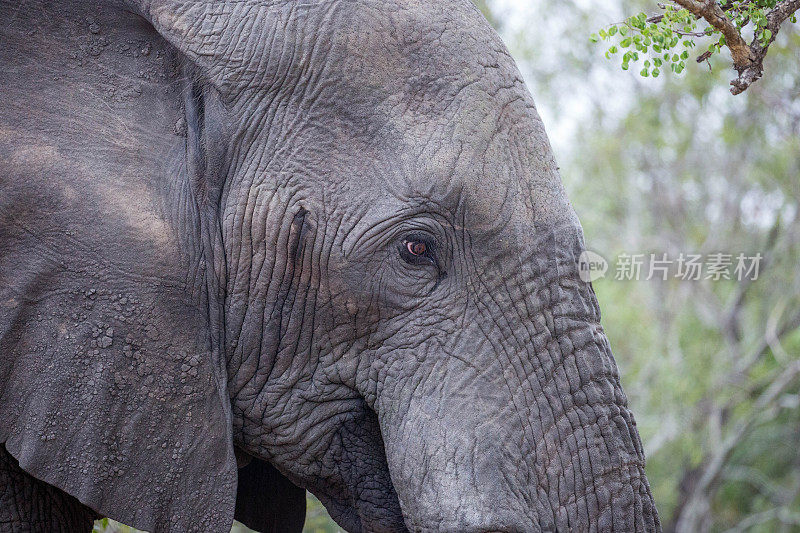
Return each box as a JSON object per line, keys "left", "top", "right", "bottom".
{"left": 303, "top": 404, "right": 409, "bottom": 533}
{"left": 315, "top": 487, "right": 408, "bottom": 533}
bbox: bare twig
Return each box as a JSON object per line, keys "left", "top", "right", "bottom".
{"left": 675, "top": 359, "right": 800, "bottom": 532}
{"left": 696, "top": 49, "right": 714, "bottom": 62}
{"left": 722, "top": 507, "right": 800, "bottom": 533}
{"left": 604, "top": 18, "right": 707, "bottom": 37}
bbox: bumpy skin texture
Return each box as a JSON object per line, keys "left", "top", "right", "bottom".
{"left": 0, "top": 0, "right": 661, "bottom": 532}
{"left": 0, "top": 445, "right": 98, "bottom": 532}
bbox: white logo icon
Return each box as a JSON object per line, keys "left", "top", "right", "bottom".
{"left": 578, "top": 250, "right": 608, "bottom": 282}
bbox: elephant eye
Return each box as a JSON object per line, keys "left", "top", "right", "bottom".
{"left": 406, "top": 240, "right": 427, "bottom": 256}
{"left": 398, "top": 235, "right": 437, "bottom": 267}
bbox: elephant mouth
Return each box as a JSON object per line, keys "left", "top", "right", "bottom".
{"left": 306, "top": 400, "right": 409, "bottom": 533}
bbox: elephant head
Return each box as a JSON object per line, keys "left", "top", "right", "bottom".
{"left": 0, "top": 0, "right": 660, "bottom": 532}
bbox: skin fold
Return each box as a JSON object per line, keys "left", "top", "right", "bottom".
{"left": 0, "top": 0, "right": 661, "bottom": 532}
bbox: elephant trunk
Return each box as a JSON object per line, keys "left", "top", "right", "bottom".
{"left": 378, "top": 325, "right": 660, "bottom": 532}
{"left": 375, "top": 229, "right": 660, "bottom": 532}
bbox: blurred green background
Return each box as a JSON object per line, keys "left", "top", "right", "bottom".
{"left": 96, "top": 1, "right": 800, "bottom": 531}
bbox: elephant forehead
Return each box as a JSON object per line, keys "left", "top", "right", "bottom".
{"left": 162, "top": 0, "right": 518, "bottom": 100}
{"left": 332, "top": 0, "right": 509, "bottom": 87}
{"left": 350, "top": 98, "right": 577, "bottom": 238}
{"left": 332, "top": 112, "right": 577, "bottom": 255}
{"left": 319, "top": 1, "right": 575, "bottom": 230}
{"left": 197, "top": 0, "right": 574, "bottom": 232}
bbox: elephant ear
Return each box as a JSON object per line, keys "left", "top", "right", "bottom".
{"left": 0, "top": 1, "right": 237, "bottom": 531}
{"left": 131, "top": 0, "right": 307, "bottom": 95}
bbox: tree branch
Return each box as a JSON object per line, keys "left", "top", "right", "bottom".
{"left": 672, "top": 0, "right": 800, "bottom": 94}
{"left": 730, "top": 0, "right": 800, "bottom": 93}
{"left": 673, "top": 0, "right": 755, "bottom": 65}
{"left": 769, "top": 0, "right": 800, "bottom": 26}
{"left": 675, "top": 359, "right": 800, "bottom": 531}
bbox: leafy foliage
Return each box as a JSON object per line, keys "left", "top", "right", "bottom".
{"left": 591, "top": 1, "right": 800, "bottom": 93}
{"left": 591, "top": 8, "right": 699, "bottom": 77}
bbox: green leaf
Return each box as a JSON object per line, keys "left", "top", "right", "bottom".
{"left": 609, "top": 25, "right": 618, "bottom": 36}
{"left": 590, "top": 33, "right": 600, "bottom": 43}
{"left": 640, "top": 68, "right": 649, "bottom": 77}
{"left": 621, "top": 37, "right": 632, "bottom": 48}
{"left": 652, "top": 68, "right": 660, "bottom": 77}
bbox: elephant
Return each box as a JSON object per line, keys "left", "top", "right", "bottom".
{"left": 0, "top": 0, "right": 661, "bottom": 531}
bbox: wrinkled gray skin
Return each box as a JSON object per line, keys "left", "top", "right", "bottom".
{"left": 0, "top": 0, "right": 661, "bottom": 532}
